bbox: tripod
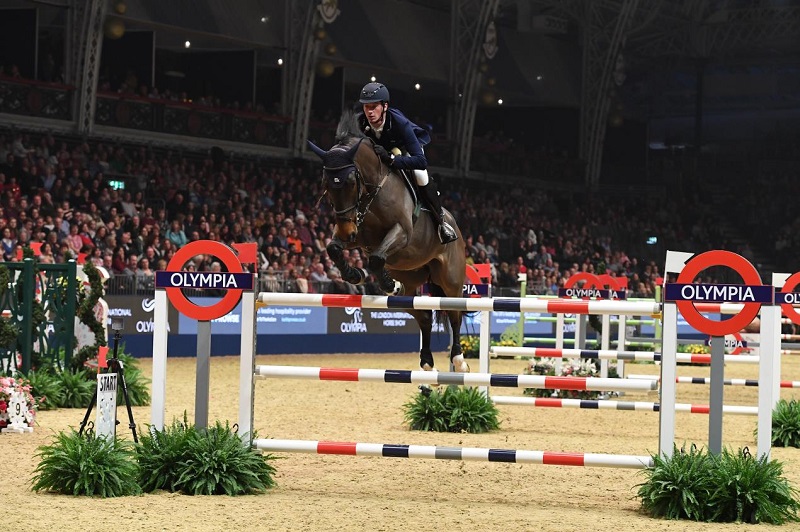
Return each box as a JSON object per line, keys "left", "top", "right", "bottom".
{"left": 78, "top": 326, "right": 139, "bottom": 443}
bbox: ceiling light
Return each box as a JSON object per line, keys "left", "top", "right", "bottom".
{"left": 497, "top": 99, "right": 503, "bottom": 105}
{"left": 414, "top": 83, "right": 421, "bottom": 90}
{"left": 277, "top": 58, "right": 283, "bottom": 66}
{"left": 370, "top": 76, "right": 376, "bottom": 82}
{"left": 184, "top": 40, "right": 191, "bottom": 48}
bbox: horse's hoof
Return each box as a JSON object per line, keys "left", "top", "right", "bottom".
{"left": 421, "top": 364, "right": 440, "bottom": 386}
{"left": 452, "top": 355, "right": 470, "bottom": 373}
{"left": 418, "top": 385, "right": 432, "bottom": 397}
{"left": 389, "top": 280, "right": 404, "bottom": 295}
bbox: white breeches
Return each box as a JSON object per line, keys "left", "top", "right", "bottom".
{"left": 392, "top": 146, "right": 429, "bottom": 186}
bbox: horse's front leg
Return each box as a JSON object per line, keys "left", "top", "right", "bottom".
{"left": 327, "top": 239, "right": 368, "bottom": 285}
{"left": 367, "top": 224, "right": 408, "bottom": 295}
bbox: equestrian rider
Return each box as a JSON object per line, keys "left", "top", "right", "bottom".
{"left": 357, "top": 82, "right": 458, "bottom": 244}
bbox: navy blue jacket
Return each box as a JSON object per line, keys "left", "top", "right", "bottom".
{"left": 358, "top": 108, "right": 431, "bottom": 170}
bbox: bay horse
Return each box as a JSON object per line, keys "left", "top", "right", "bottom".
{"left": 307, "top": 110, "right": 468, "bottom": 373}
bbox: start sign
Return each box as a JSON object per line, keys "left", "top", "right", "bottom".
{"left": 664, "top": 250, "right": 771, "bottom": 336}
{"left": 157, "top": 240, "right": 256, "bottom": 321}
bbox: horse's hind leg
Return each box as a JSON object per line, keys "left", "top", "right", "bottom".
{"left": 409, "top": 309, "right": 435, "bottom": 370}
{"left": 448, "top": 310, "right": 468, "bottom": 372}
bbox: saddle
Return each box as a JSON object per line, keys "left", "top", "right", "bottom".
{"left": 389, "top": 148, "right": 423, "bottom": 220}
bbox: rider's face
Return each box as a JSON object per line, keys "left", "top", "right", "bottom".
{"left": 362, "top": 102, "right": 385, "bottom": 128}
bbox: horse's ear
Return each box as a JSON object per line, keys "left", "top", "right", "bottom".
{"left": 345, "top": 137, "right": 364, "bottom": 159}
{"left": 306, "top": 140, "right": 327, "bottom": 159}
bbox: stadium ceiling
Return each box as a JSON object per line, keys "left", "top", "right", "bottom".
{"left": 12, "top": 0, "right": 800, "bottom": 107}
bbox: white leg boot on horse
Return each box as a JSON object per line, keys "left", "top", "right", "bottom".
{"left": 451, "top": 353, "right": 469, "bottom": 373}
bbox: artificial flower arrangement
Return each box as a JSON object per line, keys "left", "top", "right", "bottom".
{"left": 523, "top": 357, "right": 618, "bottom": 400}
{"left": 0, "top": 376, "right": 36, "bottom": 432}
{"left": 460, "top": 336, "right": 518, "bottom": 358}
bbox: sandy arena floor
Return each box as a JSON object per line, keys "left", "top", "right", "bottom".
{"left": 4, "top": 352, "right": 800, "bottom": 532}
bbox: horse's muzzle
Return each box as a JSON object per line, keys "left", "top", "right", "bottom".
{"left": 335, "top": 221, "right": 357, "bottom": 243}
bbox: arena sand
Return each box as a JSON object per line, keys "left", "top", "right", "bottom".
{"left": 4, "top": 352, "right": 800, "bottom": 532}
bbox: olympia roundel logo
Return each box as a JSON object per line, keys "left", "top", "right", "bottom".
{"left": 159, "top": 240, "right": 256, "bottom": 321}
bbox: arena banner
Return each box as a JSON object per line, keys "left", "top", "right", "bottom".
{"left": 105, "top": 294, "right": 179, "bottom": 336}
{"left": 641, "top": 312, "right": 721, "bottom": 336}
{"left": 177, "top": 297, "right": 327, "bottom": 335}
{"left": 461, "top": 311, "right": 553, "bottom": 336}
{"left": 326, "top": 307, "right": 420, "bottom": 335}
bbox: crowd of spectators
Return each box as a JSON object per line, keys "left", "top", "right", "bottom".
{"left": 0, "top": 127, "right": 751, "bottom": 300}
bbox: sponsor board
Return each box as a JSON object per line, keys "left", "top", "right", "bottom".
{"left": 326, "top": 307, "right": 420, "bottom": 334}
{"left": 641, "top": 312, "right": 722, "bottom": 336}
{"left": 460, "top": 311, "right": 552, "bottom": 335}
{"left": 178, "top": 297, "right": 327, "bottom": 335}
{"left": 105, "top": 295, "right": 179, "bottom": 335}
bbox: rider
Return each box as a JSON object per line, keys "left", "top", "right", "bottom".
{"left": 357, "top": 82, "right": 458, "bottom": 244}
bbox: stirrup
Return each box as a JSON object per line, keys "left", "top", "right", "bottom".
{"left": 438, "top": 222, "right": 458, "bottom": 244}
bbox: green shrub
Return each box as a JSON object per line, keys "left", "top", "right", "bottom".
{"left": 403, "top": 386, "right": 499, "bottom": 433}
{"left": 636, "top": 445, "right": 714, "bottom": 520}
{"left": 136, "top": 418, "right": 197, "bottom": 492}
{"left": 31, "top": 430, "right": 141, "bottom": 497}
{"left": 637, "top": 445, "right": 800, "bottom": 524}
{"left": 175, "top": 421, "right": 278, "bottom": 495}
{"left": 57, "top": 369, "right": 95, "bottom": 408}
{"left": 137, "top": 418, "right": 278, "bottom": 496}
{"left": 770, "top": 399, "right": 800, "bottom": 448}
{"left": 113, "top": 353, "right": 151, "bottom": 407}
{"left": 708, "top": 448, "right": 800, "bottom": 524}
{"left": 20, "top": 369, "right": 63, "bottom": 411}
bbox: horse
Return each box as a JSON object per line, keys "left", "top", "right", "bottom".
{"left": 307, "top": 110, "right": 468, "bottom": 373}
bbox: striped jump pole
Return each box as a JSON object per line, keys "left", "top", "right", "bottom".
{"left": 256, "top": 292, "right": 662, "bottom": 316}
{"left": 490, "top": 396, "right": 758, "bottom": 415}
{"left": 253, "top": 438, "right": 654, "bottom": 469}
{"left": 627, "top": 374, "right": 800, "bottom": 389}
{"left": 522, "top": 315, "right": 656, "bottom": 325}
{"left": 490, "top": 346, "right": 761, "bottom": 365}
{"left": 254, "top": 365, "right": 658, "bottom": 392}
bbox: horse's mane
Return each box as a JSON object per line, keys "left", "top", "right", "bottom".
{"left": 335, "top": 109, "right": 366, "bottom": 144}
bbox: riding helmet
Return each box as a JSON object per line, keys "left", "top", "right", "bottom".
{"left": 359, "top": 82, "right": 390, "bottom": 104}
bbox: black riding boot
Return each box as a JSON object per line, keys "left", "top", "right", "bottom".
{"left": 420, "top": 181, "right": 458, "bottom": 244}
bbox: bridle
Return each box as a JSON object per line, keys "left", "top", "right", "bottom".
{"left": 320, "top": 138, "right": 390, "bottom": 230}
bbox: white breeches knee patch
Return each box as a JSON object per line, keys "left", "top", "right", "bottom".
{"left": 414, "top": 168, "right": 429, "bottom": 186}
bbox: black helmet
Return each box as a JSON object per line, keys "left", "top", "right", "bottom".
{"left": 359, "top": 82, "right": 389, "bottom": 104}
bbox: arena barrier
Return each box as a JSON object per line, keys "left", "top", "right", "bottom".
{"left": 240, "top": 293, "right": 661, "bottom": 469}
